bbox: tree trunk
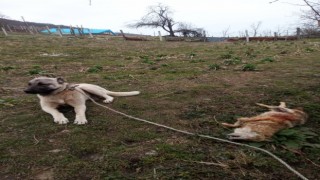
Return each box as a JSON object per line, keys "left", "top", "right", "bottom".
{"left": 167, "top": 21, "right": 175, "bottom": 37}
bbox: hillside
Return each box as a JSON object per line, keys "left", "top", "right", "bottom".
{"left": 0, "top": 18, "right": 68, "bottom": 29}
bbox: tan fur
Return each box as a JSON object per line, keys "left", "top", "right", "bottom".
{"left": 24, "top": 77, "right": 140, "bottom": 125}
{"left": 221, "top": 102, "right": 308, "bottom": 141}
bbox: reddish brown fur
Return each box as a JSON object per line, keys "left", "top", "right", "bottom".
{"left": 221, "top": 102, "right": 308, "bottom": 141}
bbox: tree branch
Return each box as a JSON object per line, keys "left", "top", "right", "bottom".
{"left": 303, "top": 0, "right": 320, "bottom": 17}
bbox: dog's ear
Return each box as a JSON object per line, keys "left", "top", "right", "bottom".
{"left": 56, "top": 77, "right": 65, "bottom": 84}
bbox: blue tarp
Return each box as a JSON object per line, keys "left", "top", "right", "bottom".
{"left": 41, "top": 28, "right": 116, "bottom": 35}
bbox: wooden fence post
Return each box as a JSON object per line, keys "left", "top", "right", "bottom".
{"left": 203, "top": 30, "right": 207, "bottom": 42}
{"left": 158, "top": 31, "right": 163, "bottom": 41}
{"left": 6, "top": 25, "right": 13, "bottom": 32}
{"left": 80, "top": 25, "right": 85, "bottom": 36}
{"left": 70, "top": 25, "right": 75, "bottom": 36}
{"left": 1, "top": 27, "right": 8, "bottom": 36}
{"left": 20, "top": 25, "right": 25, "bottom": 32}
{"left": 76, "top": 25, "right": 83, "bottom": 36}
{"left": 57, "top": 26, "right": 63, "bottom": 37}
{"left": 274, "top": 32, "right": 278, "bottom": 41}
{"left": 120, "top": 30, "right": 127, "bottom": 40}
{"left": 32, "top": 26, "right": 39, "bottom": 34}
{"left": 87, "top": 28, "right": 93, "bottom": 38}
{"left": 21, "top": 16, "right": 34, "bottom": 35}
{"left": 296, "top": 28, "right": 301, "bottom": 40}
{"left": 46, "top": 26, "right": 52, "bottom": 34}
{"left": 245, "top": 30, "right": 249, "bottom": 43}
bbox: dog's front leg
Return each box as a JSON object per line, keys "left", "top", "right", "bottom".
{"left": 40, "top": 101, "right": 69, "bottom": 124}
{"left": 73, "top": 105, "right": 88, "bottom": 125}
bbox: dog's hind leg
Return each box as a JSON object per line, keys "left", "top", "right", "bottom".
{"left": 256, "top": 102, "right": 293, "bottom": 113}
{"left": 77, "top": 84, "right": 114, "bottom": 103}
{"left": 221, "top": 119, "right": 243, "bottom": 127}
{"left": 78, "top": 84, "right": 139, "bottom": 103}
{"left": 279, "top": 102, "right": 286, "bottom": 108}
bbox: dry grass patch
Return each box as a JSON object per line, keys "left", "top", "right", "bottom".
{"left": 0, "top": 35, "right": 320, "bottom": 179}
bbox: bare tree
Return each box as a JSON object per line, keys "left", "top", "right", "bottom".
{"left": 262, "top": 30, "right": 273, "bottom": 36}
{"left": 271, "top": 0, "right": 320, "bottom": 37}
{"left": 238, "top": 31, "right": 245, "bottom": 37}
{"left": 128, "top": 3, "right": 177, "bottom": 36}
{"left": 250, "top": 21, "right": 262, "bottom": 37}
{"left": 271, "top": 0, "right": 319, "bottom": 24}
{"left": 221, "top": 26, "right": 231, "bottom": 37}
{"left": 303, "top": 0, "right": 320, "bottom": 21}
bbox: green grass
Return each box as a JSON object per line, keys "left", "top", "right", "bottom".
{"left": 1, "top": 35, "right": 320, "bottom": 179}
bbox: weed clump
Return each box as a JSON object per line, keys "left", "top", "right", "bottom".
{"left": 29, "top": 65, "right": 45, "bottom": 75}
{"left": 261, "top": 57, "right": 274, "bottom": 63}
{"left": 220, "top": 52, "right": 232, "bottom": 59}
{"left": 156, "top": 54, "right": 167, "bottom": 60}
{"left": 242, "top": 64, "right": 256, "bottom": 71}
{"left": 140, "top": 55, "right": 155, "bottom": 65}
{"left": 209, "top": 64, "right": 220, "bottom": 70}
{"left": 0, "top": 66, "right": 15, "bottom": 71}
{"left": 190, "top": 59, "right": 205, "bottom": 63}
{"left": 189, "top": 52, "right": 196, "bottom": 59}
{"left": 273, "top": 128, "right": 320, "bottom": 150}
{"left": 87, "top": 65, "right": 103, "bottom": 73}
{"left": 305, "top": 47, "right": 315, "bottom": 53}
{"left": 244, "top": 48, "right": 257, "bottom": 58}
{"left": 224, "top": 57, "right": 242, "bottom": 65}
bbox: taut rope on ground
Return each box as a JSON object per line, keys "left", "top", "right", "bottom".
{"left": 74, "top": 87, "right": 308, "bottom": 180}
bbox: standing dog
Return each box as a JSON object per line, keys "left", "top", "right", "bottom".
{"left": 221, "top": 102, "right": 308, "bottom": 141}
{"left": 24, "top": 77, "right": 140, "bottom": 125}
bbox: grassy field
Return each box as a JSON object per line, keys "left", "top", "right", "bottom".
{"left": 0, "top": 35, "right": 320, "bottom": 179}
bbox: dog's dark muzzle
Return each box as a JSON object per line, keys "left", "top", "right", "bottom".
{"left": 24, "top": 88, "right": 37, "bottom": 94}
{"left": 24, "top": 87, "right": 59, "bottom": 95}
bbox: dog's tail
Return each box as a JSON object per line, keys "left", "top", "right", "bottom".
{"left": 77, "top": 84, "right": 140, "bottom": 97}
{"left": 106, "top": 91, "right": 140, "bottom": 96}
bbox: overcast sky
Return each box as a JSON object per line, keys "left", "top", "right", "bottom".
{"left": 1, "top": 0, "right": 309, "bottom": 36}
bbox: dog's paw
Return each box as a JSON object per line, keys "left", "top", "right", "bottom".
{"left": 54, "top": 117, "right": 69, "bottom": 124}
{"left": 103, "top": 97, "right": 114, "bottom": 103}
{"left": 74, "top": 119, "right": 88, "bottom": 125}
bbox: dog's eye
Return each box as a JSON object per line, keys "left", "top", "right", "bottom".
{"left": 28, "top": 82, "right": 31, "bottom": 86}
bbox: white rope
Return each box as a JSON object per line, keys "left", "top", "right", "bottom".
{"left": 74, "top": 87, "right": 308, "bottom": 180}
